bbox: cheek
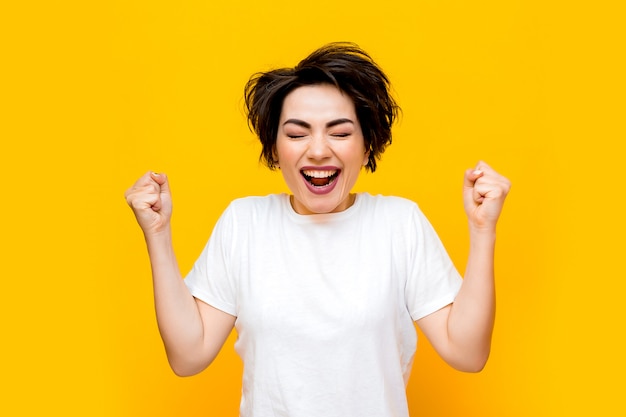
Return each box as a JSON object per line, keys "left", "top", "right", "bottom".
{"left": 275, "top": 141, "right": 299, "bottom": 167}
{"left": 347, "top": 142, "right": 369, "bottom": 167}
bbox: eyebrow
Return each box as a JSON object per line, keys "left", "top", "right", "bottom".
{"left": 282, "top": 118, "right": 354, "bottom": 129}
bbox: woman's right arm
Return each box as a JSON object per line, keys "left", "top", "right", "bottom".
{"left": 125, "top": 172, "right": 236, "bottom": 376}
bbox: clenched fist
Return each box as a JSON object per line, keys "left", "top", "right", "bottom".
{"left": 463, "top": 161, "right": 511, "bottom": 232}
{"left": 124, "top": 172, "right": 173, "bottom": 236}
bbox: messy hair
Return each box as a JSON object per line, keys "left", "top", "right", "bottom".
{"left": 244, "top": 42, "right": 399, "bottom": 172}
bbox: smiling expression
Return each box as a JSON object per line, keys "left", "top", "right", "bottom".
{"left": 274, "top": 84, "right": 369, "bottom": 215}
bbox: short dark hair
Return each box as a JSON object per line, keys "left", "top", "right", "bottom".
{"left": 244, "top": 42, "right": 399, "bottom": 172}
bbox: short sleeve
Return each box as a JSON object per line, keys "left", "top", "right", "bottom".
{"left": 184, "top": 204, "right": 238, "bottom": 316}
{"left": 405, "top": 205, "right": 463, "bottom": 321}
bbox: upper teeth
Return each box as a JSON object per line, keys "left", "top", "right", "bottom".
{"left": 302, "top": 170, "right": 337, "bottom": 178}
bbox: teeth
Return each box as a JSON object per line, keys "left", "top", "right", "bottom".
{"left": 302, "top": 170, "right": 337, "bottom": 178}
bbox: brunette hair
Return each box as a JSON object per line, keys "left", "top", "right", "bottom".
{"left": 244, "top": 42, "right": 399, "bottom": 172}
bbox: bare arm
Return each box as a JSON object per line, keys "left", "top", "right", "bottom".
{"left": 417, "top": 162, "right": 510, "bottom": 372}
{"left": 125, "top": 172, "right": 235, "bottom": 376}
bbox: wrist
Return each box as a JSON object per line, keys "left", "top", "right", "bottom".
{"left": 468, "top": 225, "right": 497, "bottom": 244}
{"left": 144, "top": 226, "right": 173, "bottom": 247}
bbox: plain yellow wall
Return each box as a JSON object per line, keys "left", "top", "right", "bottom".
{"left": 2, "top": 1, "right": 624, "bottom": 415}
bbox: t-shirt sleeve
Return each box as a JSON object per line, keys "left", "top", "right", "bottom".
{"left": 405, "top": 204, "right": 463, "bottom": 321}
{"left": 184, "top": 204, "right": 238, "bottom": 317}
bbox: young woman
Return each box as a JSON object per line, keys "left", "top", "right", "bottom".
{"left": 125, "top": 43, "right": 511, "bottom": 417}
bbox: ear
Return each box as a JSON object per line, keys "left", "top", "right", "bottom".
{"left": 363, "top": 148, "right": 370, "bottom": 166}
{"left": 272, "top": 146, "right": 280, "bottom": 168}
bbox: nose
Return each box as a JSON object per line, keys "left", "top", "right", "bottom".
{"left": 306, "top": 134, "right": 332, "bottom": 160}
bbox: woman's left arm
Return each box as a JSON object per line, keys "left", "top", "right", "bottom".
{"left": 417, "top": 161, "right": 511, "bottom": 372}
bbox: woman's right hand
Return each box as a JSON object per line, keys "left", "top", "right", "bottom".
{"left": 124, "top": 171, "right": 173, "bottom": 236}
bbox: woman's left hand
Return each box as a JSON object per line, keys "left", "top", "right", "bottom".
{"left": 463, "top": 161, "right": 511, "bottom": 232}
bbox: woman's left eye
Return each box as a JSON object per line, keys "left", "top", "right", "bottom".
{"left": 331, "top": 133, "right": 350, "bottom": 138}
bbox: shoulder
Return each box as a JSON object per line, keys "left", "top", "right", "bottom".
{"left": 222, "top": 194, "right": 288, "bottom": 222}
{"left": 354, "top": 193, "right": 428, "bottom": 234}
{"left": 210, "top": 195, "right": 288, "bottom": 238}
{"left": 358, "top": 193, "right": 421, "bottom": 216}
{"left": 227, "top": 194, "right": 286, "bottom": 211}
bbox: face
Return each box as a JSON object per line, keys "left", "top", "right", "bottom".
{"left": 274, "top": 84, "right": 369, "bottom": 215}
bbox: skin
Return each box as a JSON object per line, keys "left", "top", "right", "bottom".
{"left": 417, "top": 162, "right": 510, "bottom": 371}
{"left": 124, "top": 83, "right": 510, "bottom": 376}
{"left": 124, "top": 171, "right": 236, "bottom": 376}
{"left": 274, "top": 84, "right": 369, "bottom": 215}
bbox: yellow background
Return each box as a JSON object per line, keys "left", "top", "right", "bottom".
{"left": 2, "top": 1, "right": 624, "bottom": 415}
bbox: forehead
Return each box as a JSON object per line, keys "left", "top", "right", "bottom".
{"left": 280, "top": 84, "right": 357, "bottom": 121}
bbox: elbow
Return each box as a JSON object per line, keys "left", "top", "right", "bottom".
{"left": 444, "top": 343, "right": 490, "bottom": 373}
{"left": 459, "top": 359, "right": 488, "bottom": 373}
{"left": 162, "top": 338, "right": 224, "bottom": 377}
{"left": 167, "top": 354, "right": 213, "bottom": 377}
{"left": 454, "top": 349, "right": 490, "bottom": 373}
{"left": 170, "top": 364, "right": 201, "bottom": 378}
{"left": 170, "top": 362, "right": 207, "bottom": 377}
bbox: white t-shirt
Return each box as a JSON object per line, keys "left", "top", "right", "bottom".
{"left": 185, "top": 193, "right": 462, "bottom": 417}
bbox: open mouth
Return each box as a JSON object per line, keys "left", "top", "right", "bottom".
{"left": 301, "top": 169, "right": 340, "bottom": 187}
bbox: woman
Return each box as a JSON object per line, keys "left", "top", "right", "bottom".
{"left": 125, "top": 43, "right": 511, "bottom": 417}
